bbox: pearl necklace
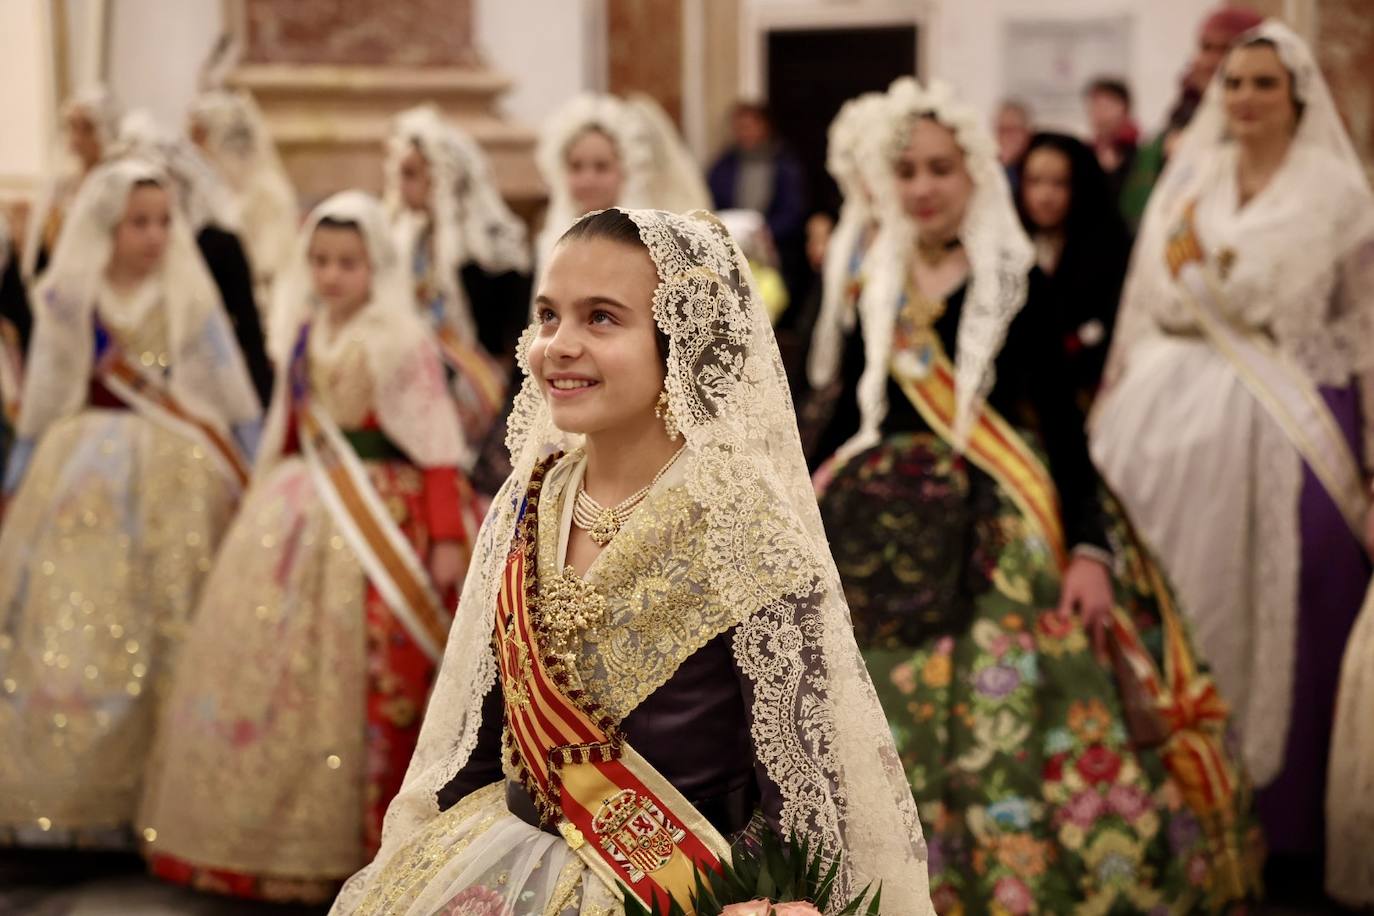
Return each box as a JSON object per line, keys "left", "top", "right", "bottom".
{"left": 573, "top": 446, "right": 686, "bottom": 546}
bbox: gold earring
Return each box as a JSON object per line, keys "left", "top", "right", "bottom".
{"left": 654, "top": 389, "right": 680, "bottom": 441}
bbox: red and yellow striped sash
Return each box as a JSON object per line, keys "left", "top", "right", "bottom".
{"left": 893, "top": 343, "right": 1067, "bottom": 568}
{"left": 494, "top": 458, "right": 727, "bottom": 912}
{"left": 1107, "top": 545, "right": 1248, "bottom": 901}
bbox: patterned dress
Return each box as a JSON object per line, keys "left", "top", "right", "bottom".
{"left": 140, "top": 320, "right": 476, "bottom": 903}
{"left": 817, "top": 277, "right": 1263, "bottom": 914}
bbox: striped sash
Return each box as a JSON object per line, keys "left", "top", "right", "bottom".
{"left": 494, "top": 457, "right": 728, "bottom": 912}
{"left": 1106, "top": 533, "right": 1250, "bottom": 902}
{"left": 892, "top": 337, "right": 1068, "bottom": 568}
{"left": 433, "top": 326, "right": 506, "bottom": 445}
{"left": 291, "top": 327, "right": 453, "bottom": 664}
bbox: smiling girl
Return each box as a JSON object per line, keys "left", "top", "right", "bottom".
{"left": 138, "top": 192, "right": 477, "bottom": 902}
{"left": 328, "top": 207, "right": 934, "bottom": 915}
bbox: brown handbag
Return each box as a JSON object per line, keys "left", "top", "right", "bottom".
{"left": 1103, "top": 625, "right": 1172, "bottom": 750}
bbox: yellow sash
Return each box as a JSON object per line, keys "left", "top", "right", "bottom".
{"left": 891, "top": 336, "right": 1068, "bottom": 568}
{"left": 495, "top": 457, "right": 729, "bottom": 912}
{"left": 1106, "top": 522, "right": 1252, "bottom": 903}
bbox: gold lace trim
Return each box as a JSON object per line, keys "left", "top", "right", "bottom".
{"left": 353, "top": 782, "right": 506, "bottom": 916}
{"left": 535, "top": 454, "right": 738, "bottom": 722}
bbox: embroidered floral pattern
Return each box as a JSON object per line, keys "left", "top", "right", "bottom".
{"left": 826, "top": 432, "right": 1262, "bottom": 913}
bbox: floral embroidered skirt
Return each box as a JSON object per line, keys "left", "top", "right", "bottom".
{"left": 0, "top": 410, "right": 238, "bottom": 847}
{"left": 139, "top": 456, "right": 457, "bottom": 903}
{"left": 819, "top": 432, "right": 1264, "bottom": 914}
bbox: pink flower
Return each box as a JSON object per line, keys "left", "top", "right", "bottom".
{"left": 720, "top": 903, "right": 821, "bottom": 916}
{"left": 1060, "top": 789, "right": 1107, "bottom": 828}
{"left": 994, "top": 876, "right": 1034, "bottom": 915}
{"left": 721, "top": 903, "right": 771, "bottom": 916}
{"left": 435, "top": 886, "right": 509, "bottom": 916}
{"left": 990, "top": 634, "right": 1012, "bottom": 657}
{"left": 1106, "top": 784, "right": 1152, "bottom": 821}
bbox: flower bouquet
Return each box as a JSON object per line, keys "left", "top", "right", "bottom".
{"left": 621, "top": 830, "right": 882, "bottom": 916}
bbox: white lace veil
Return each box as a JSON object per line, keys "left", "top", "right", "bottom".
{"left": 258, "top": 190, "right": 466, "bottom": 476}
{"left": 1102, "top": 19, "right": 1374, "bottom": 389}
{"left": 840, "top": 78, "right": 1034, "bottom": 460}
{"left": 113, "top": 110, "right": 241, "bottom": 235}
{"left": 625, "top": 93, "right": 714, "bottom": 214}
{"left": 17, "top": 158, "right": 261, "bottom": 444}
{"left": 384, "top": 104, "right": 531, "bottom": 341}
{"left": 808, "top": 91, "right": 887, "bottom": 390}
{"left": 20, "top": 85, "right": 124, "bottom": 282}
{"left": 533, "top": 94, "right": 652, "bottom": 277}
{"left": 267, "top": 191, "right": 412, "bottom": 363}
{"left": 334, "top": 207, "right": 932, "bottom": 914}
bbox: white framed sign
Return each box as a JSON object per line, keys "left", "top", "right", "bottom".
{"left": 1003, "top": 15, "right": 1133, "bottom": 133}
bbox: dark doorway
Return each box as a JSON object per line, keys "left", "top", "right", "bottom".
{"left": 766, "top": 25, "right": 918, "bottom": 219}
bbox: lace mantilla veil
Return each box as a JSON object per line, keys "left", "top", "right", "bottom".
{"left": 333, "top": 208, "right": 932, "bottom": 914}
{"left": 385, "top": 104, "right": 532, "bottom": 342}
{"left": 840, "top": 78, "right": 1035, "bottom": 462}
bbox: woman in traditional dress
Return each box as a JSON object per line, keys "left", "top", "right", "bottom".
{"left": 187, "top": 89, "right": 299, "bottom": 306}
{"left": 0, "top": 159, "right": 262, "bottom": 847}
{"left": 327, "top": 206, "right": 934, "bottom": 915}
{"left": 117, "top": 110, "right": 274, "bottom": 406}
{"left": 815, "top": 78, "right": 1261, "bottom": 913}
{"left": 533, "top": 94, "right": 651, "bottom": 281}
{"left": 1091, "top": 21, "right": 1374, "bottom": 890}
{"left": 1015, "top": 132, "right": 1130, "bottom": 410}
{"left": 385, "top": 104, "right": 531, "bottom": 464}
{"left": 139, "top": 191, "right": 479, "bottom": 903}
{"left": 21, "top": 85, "right": 123, "bottom": 282}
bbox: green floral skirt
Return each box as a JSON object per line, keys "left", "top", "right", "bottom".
{"left": 819, "top": 433, "right": 1263, "bottom": 915}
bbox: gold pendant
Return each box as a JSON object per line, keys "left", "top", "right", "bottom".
{"left": 588, "top": 509, "right": 619, "bottom": 547}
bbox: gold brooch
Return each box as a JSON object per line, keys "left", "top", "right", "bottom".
{"left": 538, "top": 567, "right": 607, "bottom": 662}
